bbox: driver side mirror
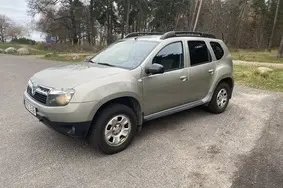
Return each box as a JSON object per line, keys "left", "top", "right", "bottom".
{"left": 145, "top": 63, "right": 165, "bottom": 75}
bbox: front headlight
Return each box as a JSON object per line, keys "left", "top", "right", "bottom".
{"left": 28, "top": 80, "right": 33, "bottom": 87}
{"left": 47, "top": 89, "right": 75, "bottom": 106}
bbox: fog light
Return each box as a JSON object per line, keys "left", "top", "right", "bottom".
{"left": 67, "top": 126, "right": 76, "bottom": 135}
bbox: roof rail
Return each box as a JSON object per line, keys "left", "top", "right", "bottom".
{"left": 160, "top": 31, "right": 216, "bottom": 39}
{"left": 124, "top": 31, "right": 216, "bottom": 39}
{"left": 125, "top": 32, "right": 164, "bottom": 38}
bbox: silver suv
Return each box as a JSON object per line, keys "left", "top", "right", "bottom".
{"left": 24, "top": 31, "right": 234, "bottom": 154}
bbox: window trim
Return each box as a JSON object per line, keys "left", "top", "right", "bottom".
{"left": 210, "top": 41, "right": 224, "bottom": 60}
{"left": 187, "top": 40, "right": 212, "bottom": 67}
{"left": 152, "top": 41, "right": 184, "bottom": 73}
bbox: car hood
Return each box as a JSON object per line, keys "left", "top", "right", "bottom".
{"left": 31, "top": 63, "right": 127, "bottom": 89}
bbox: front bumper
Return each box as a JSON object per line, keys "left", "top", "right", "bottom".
{"left": 38, "top": 115, "right": 91, "bottom": 138}
{"left": 24, "top": 91, "right": 97, "bottom": 138}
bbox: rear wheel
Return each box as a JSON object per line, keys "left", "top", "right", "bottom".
{"left": 88, "top": 104, "right": 137, "bottom": 154}
{"left": 207, "top": 82, "right": 230, "bottom": 114}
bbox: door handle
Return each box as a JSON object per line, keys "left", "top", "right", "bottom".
{"left": 208, "top": 69, "right": 214, "bottom": 75}
{"left": 180, "top": 76, "right": 188, "bottom": 81}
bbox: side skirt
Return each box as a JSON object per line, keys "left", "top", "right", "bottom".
{"left": 144, "top": 100, "right": 205, "bottom": 122}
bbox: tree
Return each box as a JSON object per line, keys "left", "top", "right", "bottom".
{"left": 7, "top": 24, "right": 25, "bottom": 39}
{"left": 0, "top": 15, "right": 11, "bottom": 42}
{"left": 27, "top": 0, "right": 85, "bottom": 44}
{"left": 25, "top": 0, "right": 283, "bottom": 51}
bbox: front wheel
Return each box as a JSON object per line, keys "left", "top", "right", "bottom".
{"left": 207, "top": 82, "right": 230, "bottom": 114}
{"left": 88, "top": 104, "right": 137, "bottom": 154}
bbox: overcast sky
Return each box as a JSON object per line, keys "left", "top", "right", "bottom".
{"left": 0, "top": 0, "right": 43, "bottom": 41}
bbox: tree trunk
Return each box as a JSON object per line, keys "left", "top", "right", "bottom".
{"left": 106, "top": 0, "right": 110, "bottom": 44}
{"left": 268, "top": 0, "right": 280, "bottom": 51}
{"left": 89, "top": 0, "right": 95, "bottom": 45}
{"left": 236, "top": 0, "right": 248, "bottom": 49}
{"left": 190, "top": 0, "right": 198, "bottom": 31}
{"left": 193, "top": 0, "right": 203, "bottom": 32}
{"left": 69, "top": 0, "right": 78, "bottom": 45}
{"left": 106, "top": 0, "right": 113, "bottom": 44}
{"left": 0, "top": 34, "right": 4, "bottom": 43}
{"left": 278, "top": 36, "right": 283, "bottom": 58}
{"left": 126, "top": 0, "right": 130, "bottom": 34}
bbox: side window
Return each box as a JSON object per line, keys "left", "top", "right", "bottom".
{"left": 210, "top": 42, "right": 224, "bottom": 60}
{"left": 153, "top": 42, "right": 184, "bottom": 72}
{"left": 188, "top": 41, "right": 212, "bottom": 66}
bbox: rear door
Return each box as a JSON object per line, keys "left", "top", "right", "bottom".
{"left": 187, "top": 40, "right": 216, "bottom": 101}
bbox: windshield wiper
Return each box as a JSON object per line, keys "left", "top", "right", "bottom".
{"left": 96, "top": 62, "right": 116, "bottom": 67}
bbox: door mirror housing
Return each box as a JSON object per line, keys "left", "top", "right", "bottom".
{"left": 145, "top": 63, "right": 165, "bottom": 75}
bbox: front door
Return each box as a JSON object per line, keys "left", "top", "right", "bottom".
{"left": 142, "top": 42, "right": 189, "bottom": 115}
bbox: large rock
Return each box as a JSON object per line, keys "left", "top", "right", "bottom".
{"left": 4, "top": 47, "right": 17, "bottom": 54}
{"left": 0, "top": 48, "right": 4, "bottom": 53}
{"left": 84, "top": 54, "right": 96, "bottom": 62}
{"left": 44, "top": 53, "right": 55, "bottom": 58}
{"left": 72, "top": 54, "right": 80, "bottom": 60}
{"left": 256, "top": 67, "right": 273, "bottom": 77}
{"left": 17, "top": 48, "right": 30, "bottom": 55}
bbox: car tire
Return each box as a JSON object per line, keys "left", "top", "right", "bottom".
{"left": 207, "top": 82, "right": 230, "bottom": 114}
{"left": 88, "top": 104, "right": 137, "bottom": 154}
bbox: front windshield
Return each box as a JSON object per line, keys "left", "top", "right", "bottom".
{"left": 91, "top": 40, "right": 160, "bottom": 69}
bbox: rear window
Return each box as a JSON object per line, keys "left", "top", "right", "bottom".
{"left": 188, "top": 41, "right": 212, "bottom": 66}
{"left": 210, "top": 42, "right": 224, "bottom": 60}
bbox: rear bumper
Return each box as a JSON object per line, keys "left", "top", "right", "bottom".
{"left": 38, "top": 115, "right": 91, "bottom": 138}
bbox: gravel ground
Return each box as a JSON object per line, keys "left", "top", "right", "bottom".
{"left": 1, "top": 54, "right": 283, "bottom": 188}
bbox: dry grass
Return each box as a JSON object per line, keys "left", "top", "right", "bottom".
{"left": 43, "top": 53, "right": 88, "bottom": 62}
{"left": 234, "top": 65, "right": 283, "bottom": 92}
{"left": 231, "top": 50, "right": 283, "bottom": 64}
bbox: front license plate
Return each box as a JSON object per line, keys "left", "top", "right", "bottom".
{"left": 25, "top": 100, "right": 37, "bottom": 116}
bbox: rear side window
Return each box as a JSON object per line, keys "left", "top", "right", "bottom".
{"left": 210, "top": 42, "right": 224, "bottom": 60}
{"left": 188, "top": 41, "right": 211, "bottom": 66}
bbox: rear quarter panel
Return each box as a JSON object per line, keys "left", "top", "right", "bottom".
{"left": 208, "top": 40, "right": 233, "bottom": 97}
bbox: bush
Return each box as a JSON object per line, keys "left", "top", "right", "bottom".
{"left": 11, "top": 38, "right": 36, "bottom": 45}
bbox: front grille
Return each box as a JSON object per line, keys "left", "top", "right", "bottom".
{"left": 27, "top": 85, "right": 49, "bottom": 105}
{"left": 34, "top": 93, "right": 47, "bottom": 104}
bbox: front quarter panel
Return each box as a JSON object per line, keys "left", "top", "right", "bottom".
{"left": 71, "top": 68, "right": 142, "bottom": 119}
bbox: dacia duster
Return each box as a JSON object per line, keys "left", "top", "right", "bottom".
{"left": 24, "top": 31, "right": 234, "bottom": 154}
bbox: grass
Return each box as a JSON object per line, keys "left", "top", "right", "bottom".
{"left": 234, "top": 65, "right": 283, "bottom": 92}
{"left": 43, "top": 54, "right": 88, "bottom": 62}
{"left": 0, "top": 43, "right": 22, "bottom": 50}
{"left": 0, "top": 43, "right": 50, "bottom": 55}
{"left": 231, "top": 50, "right": 283, "bottom": 64}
